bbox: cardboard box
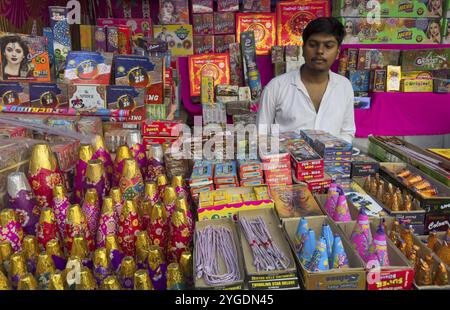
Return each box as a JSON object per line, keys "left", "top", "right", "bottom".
{"left": 29, "top": 83, "right": 68, "bottom": 108}
{"left": 188, "top": 53, "right": 230, "bottom": 96}
{"left": 97, "top": 18, "right": 152, "bottom": 42}
{"left": 0, "top": 82, "right": 30, "bottom": 106}
{"left": 68, "top": 84, "right": 106, "bottom": 110}
{"left": 354, "top": 97, "right": 371, "bottom": 109}
{"left": 153, "top": 25, "right": 193, "bottom": 56}
{"left": 49, "top": 6, "right": 71, "bottom": 81}
{"left": 432, "top": 69, "right": 450, "bottom": 93}
{"left": 158, "top": 0, "right": 189, "bottom": 25}
{"left": 387, "top": 65, "right": 401, "bottom": 92}
{"left": 349, "top": 70, "right": 370, "bottom": 92}
{"left": 357, "top": 49, "right": 400, "bottom": 70}
{"left": 424, "top": 213, "right": 450, "bottom": 233}
{"left": 302, "top": 174, "right": 332, "bottom": 194}
{"left": 369, "top": 69, "right": 387, "bottom": 92}
{"left": 213, "top": 12, "right": 235, "bottom": 34}
{"left": 106, "top": 86, "right": 145, "bottom": 123}
{"left": 401, "top": 48, "right": 450, "bottom": 71}
{"left": 64, "top": 51, "right": 112, "bottom": 85}
{"left": 192, "top": 0, "right": 213, "bottom": 14}
{"left": 192, "top": 13, "right": 214, "bottom": 35}
{"left": 238, "top": 208, "right": 299, "bottom": 290}
{"left": 193, "top": 35, "right": 214, "bottom": 55}
{"left": 401, "top": 79, "right": 433, "bottom": 92}
{"left": 217, "top": 0, "right": 239, "bottom": 12}
{"left": 213, "top": 35, "right": 235, "bottom": 54}
{"left": 142, "top": 120, "right": 182, "bottom": 137}
{"left": 114, "top": 55, "right": 164, "bottom": 91}
{"left": 351, "top": 154, "right": 380, "bottom": 177}
{"left": 229, "top": 42, "right": 245, "bottom": 86}
{"left": 242, "top": 0, "right": 271, "bottom": 12}
{"left": 236, "top": 13, "right": 276, "bottom": 56}
{"left": 283, "top": 216, "right": 366, "bottom": 290}
{"left": 194, "top": 218, "right": 245, "bottom": 290}
{"left": 240, "top": 31, "right": 262, "bottom": 99}
{"left": 106, "top": 26, "right": 118, "bottom": 53}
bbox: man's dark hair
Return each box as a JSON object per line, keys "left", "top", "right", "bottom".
{"left": 302, "top": 17, "right": 345, "bottom": 46}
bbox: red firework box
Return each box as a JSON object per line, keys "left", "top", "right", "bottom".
{"left": 236, "top": 13, "right": 276, "bottom": 56}
{"left": 142, "top": 120, "right": 183, "bottom": 137}
{"left": 188, "top": 53, "right": 230, "bottom": 96}
{"left": 143, "top": 136, "right": 179, "bottom": 151}
{"left": 213, "top": 35, "right": 236, "bottom": 54}
{"left": 193, "top": 13, "right": 214, "bottom": 35}
{"left": 283, "top": 138, "right": 324, "bottom": 181}
{"left": 276, "top": 0, "right": 330, "bottom": 46}
{"left": 302, "top": 174, "right": 332, "bottom": 194}
{"left": 97, "top": 18, "right": 153, "bottom": 43}
{"left": 213, "top": 12, "right": 236, "bottom": 35}
{"left": 193, "top": 35, "right": 214, "bottom": 54}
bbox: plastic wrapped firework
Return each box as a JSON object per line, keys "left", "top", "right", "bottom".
{"left": 22, "top": 235, "right": 38, "bottom": 275}
{"left": 147, "top": 245, "right": 167, "bottom": 290}
{"left": 64, "top": 204, "right": 95, "bottom": 254}
{"left": 148, "top": 144, "right": 166, "bottom": 182}
{"left": 46, "top": 239, "right": 66, "bottom": 271}
{"left": 77, "top": 117, "right": 103, "bottom": 136}
{"left": 167, "top": 208, "right": 192, "bottom": 263}
{"left": 36, "top": 252, "right": 55, "bottom": 290}
{"left": 127, "top": 131, "right": 148, "bottom": 181}
{"left": 350, "top": 208, "right": 372, "bottom": 263}
{"left": 74, "top": 144, "right": 94, "bottom": 204}
{"left": 306, "top": 237, "right": 330, "bottom": 272}
{"left": 330, "top": 235, "right": 349, "bottom": 269}
{"left": 299, "top": 229, "right": 316, "bottom": 266}
{"left": 148, "top": 202, "right": 169, "bottom": 252}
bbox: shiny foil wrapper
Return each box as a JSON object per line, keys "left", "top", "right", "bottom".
{"left": 147, "top": 245, "right": 167, "bottom": 290}
{"left": 434, "top": 263, "right": 449, "bottom": 286}
{"left": 167, "top": 210, "right": 191, "bottom": 263}
{"left": 48, "top": 270, "right": 66, "bottom": 290}
{"left": 179, "top": 250, "right": 193, "bottom": 287}
{"left": 163, "top": 186, "right": 177, "bottom": 217}
{"left": 118, "top": 200, "right": 142, "bottom": 257}
{"left": 17, "top": 273, "right": 38, "bottom": 290}
{"left": 113, "top": 145, "right": 132, "bottom": 187}
{"left": 1, "top": 240, "right": 13, "bottom": 275}
{"left": 176, "top": 198, "right": 194, "bottom": 236}
{"left": 46, "top": 239, "right": 67, "bottom": 271}
{"left": 415, "top": 258, "right": 432, "bottom": 286}
{"left": 172, "top": 175, "right": 192, "bottom": 206}
{"left": 119, "top": 159, "right": 145, "bottom": 203}
{"left": 37, "top": 208, "right": 61, "bottom": 252}
{"left": 166, "top": 263, "right": 186, "bottom": 290}
{"left": 84, "top": 159, "right": 107, "bottom": 208}
{"left": 76, "top": 267, "right": 98, "bottom": 290}
{"left": 144, "top": 182, "right": 160, "bottom": 206}
{"left": 147, "top": 145, "right": 165, "bottom": 182}
{"left": 134, "top": 269, "right": 153, "bottom": 290}
{"left": 101, "top": 275, "right": 122, "bottom": 290}
{"left": 9, "top": 252, "right": 27, "bottom": 289}
{"left": 148, "top": 203, "right": 169, "bottom": 251}
{"left": 156, "top": 175, "right": 168, "bottom": 197}
{"left": 118, "top": 256, "right": 136, "bottom": 289}
{"left": 136, "top": 231, "right": 151, "bottom": 269}
{"left": 73, "top": 144, "right": 94, "bottom": 204}
{"left": 0, "top": 209, "right": 24, "bottom": 252}
{"left": 71, "top": 236, "right": 93, "bottom": 269}
{"left": 82, "top": 189, "right": 101, "bottom": 240}
{"left": 140, "top": 201, "right": 152, "bottom": 232}
{"left": 93, "top": 247, "right": 113, "bottom": 285}
{"left": 92, "top": 135, "right": 114, "bottom": 192}
{"left": 64, "top": 204, "right": 95, "bottom": 254}
{"left": 0, "top": 270, "right": 11, "bottom": 290}
{"left": 22, "top": 235, "right": 38, "bottom": 275}
{"left": 127, "top": 131, "right": 148, "bottom": 181}
{"left": 36, "top": 252, "right": 55, "bottom": 290}
{"left": 28, "top": 143, "right": 64, "bottom": 209}
{"left": 105, "top": 234, "right": 124, "bottom": 271}
{"left": 7, "top": 172, "right": 40, "bottom": 235}
{"left": 65, "top": 256, "right": 82, "bottom": 290}
{"left": 110, "top": 187, "right": 124, "bottom": 219}
{"left": 51, "top": 185, "right": 70, "bottom": 240}
{"left": 96, "top": 197, "right": 118, "bottom": 248}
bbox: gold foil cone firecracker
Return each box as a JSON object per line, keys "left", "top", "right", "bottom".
{"left": 110, "top": 187, "right": 124, "bottom": 216}
{"left": 434, "top": 263, "right": 449, "bottom": 286}
{"left": 22, "top": 235, "right": 38, "bottom": 274}
{"left": 147, "top": 245, "right": 167, "bottom": 290}
{"left": 0, "top": 240, "right": 13, "bottom": 274}
{"left": 9, "top": 252, "right": 27, "bottom": 289}
{"left": 96, "top": 196, "right": 118, "bottom": 248}
{"left": 114, "top": 145, "right": 132, "bottom": 187}
{"left": 0, "top": 269, "right": 10, "bottom": 290}
{"left": 157, "top": 174, "right": 168, "bottom": 196}
{"left": 76, "top": 266, "right": 97, "bottom": 290}
{"left": 46, "top": 239, "right": 66, "bottom": 271}
{"left": 52, "top": 184, "right": 70, "bottom": 239}
{"left": 118, "top": 256, "right": 136, "bottom": 289}
{"left": 82, "top": 189, "right": 101, "bottom": 241}
{"left": 64, "top": 204, "right": 94, "bottom": 253}
{"left": 93, "top": 247, "right": 113, "bottom": 285}
{"left": 101, "top": 275, "right": 122, "bottom": 290}
{"left": 162, "top": 186, "right": 177, "bottom": 216}
{"left": 135, "top": 231, "right": 151, "bottom": 269}
{"left": 179, "top": 250, "right": 193, "bottom": 287}
{"left": 48, "top": 270, "right": 66, "bottom": 290}
{"left": 167, "top": 208, "right": 191, "bottom": 263}
{"left": 91, "top": 135, "right": 114, "bottom": 192}
{"left": 119, "top": 158, "right": 144, "bottom": 203}
{"left": 105, "top": 234, "right": 124, "bottom": 272}
{"left": 166, "top": 263, "right": 185, "bottom": 290}
{"left": 148, "top": 202, "right": 168, "bottom": 251}
{"left": 17, "top": 273, "right": 38, "bottom": 290}
{"left": 74, "top": 144, "right": 94, "bottom": 204}
{"left": 84, "top": 159, "right": 108, "bottom": 207}
{"left": 37, "top": 207, "right": 61, "bottom": 252}
{"left": 134, "top": 269, "right": 153, "bottom": 290}
{"left": 36, "top": 252, "right": 55, "bottom": 290}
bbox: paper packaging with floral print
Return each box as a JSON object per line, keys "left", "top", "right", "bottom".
{"left": 29, "top": 83, "right": 68, "bottom": 108}
{"left": 277, "top": 1, "right": 330, "bottom": 46}
{"left": 106, "top": 86, "right": 146, "bottom": 123}
{"left": 188, "top": 53, "right": 230, "bottom": 96}
{"left": 68, "top": 84, "right": 106, "bottom": 110}
{"left": 0, "top": 33, "right": 51, "bottom": 82}
{"left": 0, "top": 82, "right": 30, "bottom": 106}
{"left": 153, "top": 25, "right": 193, "bottom": 57}
{"left": 213, "top": 12, "right": 235, "bottom": 35}
{"left": 236, "top": 13, "right": 276, "bottom": 56}
{"left": 94, "top": 26, "right": 107, "bottom": 53}
{"left": 64, "top": 51, "right": 112, "bottom": 85}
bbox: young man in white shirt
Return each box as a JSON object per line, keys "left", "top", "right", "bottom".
{"left": 257, "top": 17, "right": 356, "bottom": 143}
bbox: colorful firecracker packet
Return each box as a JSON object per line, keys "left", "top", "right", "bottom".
{"left": 134, "top": 269, "right": 154, "bottom": 290}
{"left": 167, "top": 209, "right": 191, "bottom": 263}
{"left": 113, "top": 145, "right": 132, "bottom": 187}
{"left": 306, "top": 237, "right": 330, "bottom": 272}
{"left": 172, "top": 175, "right": 191, "bottom": 206}
{"left": 96, "top": 197, "right": 118, "bottom": 249}
{"left": 157, "top": 174, "right": 169, "bottom": 198}
{"left": 350, "top": 208, "right": 372, "bottom": 263}
{"left": 81, "top": 189, "right": 101, "bottom": 242}
{"left": 147, "top": 245, "right": 167, "bottom": 290}
{"left": 158, "top": 0, "right": 190, "bottom": 25}
{"left": 175, "top": 198, "right": 194, "bottom": 237}
{"left": 84, "top": 159, "right": 108, "bottom": 209}
{"left": 334, "top": 187, "right": 352, "bottom": 222}
{"left": 127, "top": 131, "right": 148, "bottom": 181}
{"left": 148, "top": 144, "right": 166, "bottom": 182}
{"left": 193, "top": 35, "right": 214, "bottom": 54}
{"left": 294, "top": 217, "right": 309, "bottom": 254}
{"left": 48, "top": 6, "right": 72, "bottom": 81}
{"left": 118, "top": 256, "right": 136, "bottom": 289}
{"left": 101, "top": 275, "right": 122, "bottom": 290}
{"left": 64, "top": 51, "right": 112, "bottom": 85}
{"left": 331, "top": 235, "right": 349, "bottom": 269}
{"left": 64, "top": 204, "right": 95, "bottom": 254}
{"left": 110, "top": 187, "right": 124, "bottom": 220}
{"left": 153, "top": 25, "right": 193, "bottom": 57}
{"left": 91, "top": 135, "right": 114, "bottom": 190}
{"left": 73, "top": 144, "right": 94, "bottom": 204}
{"left": 105, "top": 234, "right": 124, "bottom": 272}
{"left": 35, "top": 252, "right": 55, "bottom": 290}
{"left": 148, "top": 203, "right": 169, "bottom": 252}
{"left": 118, "top": 200, "right": 143, "bottom": 257}
{"left": 188, "top": 53, "right": 231, "bottom": 96}
{"left": 93, "top": 247, "right": 113, "bottom": 286}
{"left": 236, "top": 13, "right": 276, "bottom": 56}
{"left": 213, "top": 12, "right": 235, "bottom": 35}
{"left": 135, "top": 231, "right": 151, "bottom": 270}
{"left": 45, "top": 239, "right": 66, "bottom": 271}
{"left": 119, "top": 159, "right": 145, "bottom": 204}
{"left": 162, "top": 186, "right": 177, "bottom": 217}
{"left": 28, "top": 143, "right": 65, "bottom": 209}
{"left": 0, "top": 209, "right": 24, "bottom": 252}
{"left": 51, "top": 185, "right": 70, "bottom": 239}
{"left": 7, "top": 172, "right": 40, "bottom": 235}
{"left": 193, "top": 13, "right": 214, "bottom": 35}
{"left": 299, "top": 228, "right": 315, "bottom": 265}
{"left": 36, "top": 207, "right": 60, "bottom": 252}
{"left": 213, "top": 34, "right": 235, "bottom": 54}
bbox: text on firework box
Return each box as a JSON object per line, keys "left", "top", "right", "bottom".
{"left": 152, "top": 25, "right": 194, "bottom": 57}
{"left": 188, "top": 53, "right": 230, "bottom": 96}
{"left": 64, "top": 51, "right": 112, "bottom": 85}
{"left": 236, "top": 13, "right": 276, "bottom": 56}
{"left": 97, "top": 18, "right": 153, "bottom": 42}
{"left": 29, "top": 83, "right": 68, "bottom": 108}
{"left": 68, "top": 84, "right": 106, "bottom": 109}
{"left": 142, "top": 120, "right": 182, "bottom": 137}
{"left": 106, "top": 86, "right": 145, "bottom": 123}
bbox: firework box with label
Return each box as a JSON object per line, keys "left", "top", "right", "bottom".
{"left": 337, "top": 219, "right": 415, "bottom": 290}
{"left": 213, "top": 35, "right": 236, "bottom": 54}
{"left": 213, "top": 12, "right": 236, "bottom": 35}
{"left": 0, "top": 82, "right": 29, "bottom": 106}
{"left": 145, "top": 102, "right": 169, "bottom": 120}
{"left": 283, "top": 138, "right": 324, "bottom": 182}
{"left": 97, "top": 18, "right": 153, "bottom": 42}
{"left": 79, "top": 25, "right": 94, "bottom": 52}
{"left": 270, "top": 184, "right": 324, "bottom": 219}
{"left": 369, "top": 69, "right": 387, "bottom": 92}
{"left": 345, "top": 181, "right": 387, "bottom": 218}
{"left": 200, "top": 75, "right": 215, "bottom": 104}
{"left": 190, "top": 162, "right": 214, "bottom": 186}
{"left": 114, "top": 55, "right": 164, "bottom": 103}
{"left": 142, "top": 120, "right": 182, "bottom": 137}
{"left": 0, "top": 125, "right": 30, "bottom": 139}
{"left": 29, "top": 83, "right": 68, "bottom": 108}
{"left": 94, "top": 26, "right": 107, "bottom": 53}
{"left": 433, "top": 69, "right": 450, "bottom": 93}
{"left": 229, "top": 42, "right": 245, "bottom": 86}
{"left": 214, "top": 161, "right": 238, "bottom": 185}
{"left": 192, "top": 0, "right": 213, "bottom": 13}
{"left": 216, "top": 84, "right": 239, "bottom": 97}
{"left": 242, "top": 0, "right": 271, "bottom": 12}
{"left": 217, "top": 0, "right": 239, "bottom": 12}
{"left": 356, "top": 49, "right": 400, "bottom": 70}
{"left": 64, "top": 51, "right": 112, "bottom": 85}
{"left": 43, "top": 27, "right": 55, "bottom": 80}
{"left": 153, "top": 25, "right": 193, "bottom": 56}
{"left": 340, "top": 17, "right": 443, "bottom": 44}
{"left": 105, "top": 26, "right": 118, "bottom": 53}
{"left": 49, "top": 6, "right": 72, "bottom": 81}
{"left": 198, "top": 186, "right": 274, "bottom": 221}
{"left": 354, "top": 97, "right": 371, "bottom": 109}
{"left": 236, "top": 13, "right": 276, "bottom": 56}
{"left": 238, "top": 159, "right": 263, "bottom": 178}
{"left": 424, "top": 213, "right": 450, "bottom": 234}
{"left": 194, "top": 218, "right": 245, "bottom": 290}
{"left": 188, "top": 53, "right": 230, "bottom": 96}
{"left": 106, "top": 85, "right": 145, "bottom": 123}
{"left": 68, "top": 84, "right": 106, "bottom": 110}
{"left": 143, "top": 136, "right": 179, "bottom": 152}
{"left": 0, "top": 33, "right": 51, "bottom": 82}
{"left": 158, "top": 0, "right": 189, "bottom": 24}
{"left": 401, "top": 78, "right": 433, "bottom": 92}
{"left": 240, "top": 31, "right": 262, "bottom": 99}
{"left": 351, "top": 154, "right": 380, "bottom": 177}
{"left": 300, "top": 174, "right": 332, "bottom": 194}
{"left": 282, "top": 215, "right": 366, "bottom": 290}
{"left": 348, "top": 70, "right": 370, "bottom": 92}
{"left": 277, "top": 1, "right": 330, "bottom": 46}
{"left": 311, "top": 134, "right": 353, "bottom": 157}
{"left": 237, "top": 208, "right": 299, "bottom": 290}
{"left": 315, "top": 193, "right": 360, "bottom": 221}
{"left": 193, "top": 13, "right": 214, "bottom": 35}
{"left": 193, "top": 35, "right": 214, "bottom": 54}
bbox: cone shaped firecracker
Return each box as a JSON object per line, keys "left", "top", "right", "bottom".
{"left": 74, "top": 144, "right": 94, "bottom": 204}
{"left": 92, "top": 135, "right": 113, "bottom": 191}
{"left": 96, "top": 197, "right": 118, "bottom": 248}
{"left": 0, "top": 209, "right": 24, "bottom": 252}
{"left": 51, "top": 185, "right": 70, "bottom": 240}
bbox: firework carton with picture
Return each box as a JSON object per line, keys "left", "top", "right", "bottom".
{"left": 192, "top": 0, "right": 213, "bottom": 13}
{"left": 214, "top": 34, "right": 235, "bottom": 53}
{"left": 68, "top": 84, "right": 106, "bottom": 110}
{"left": 401, "top": 48, "right": 450, "bottom": 71}
{"left": 29, "top": 82, "right": 68, "bottom": 108}
{"left": 242, "top": 0, "right": 271, "bottom": 12}
{"left": 106, "top": 85, "right": 146, "bottom": 123}
{"left": 236, "top": 13, "right": 276, "bottom": 56}
{"left": 188, "top": 53, "right": 230, "bottom": 96}
{"left": 193, "top": 13, "right": 214, "bottom": 35}
{"left": 64, "top": 51, "right": 112, "bottom": 85}
{"left": 214, "top": 12, "right": 236, "bottom": 35}
{"left": 158, "top": 0, "right": 189, "bottom": 25}
{"left": 193, "top": 35, "right": 214, "bottom": 54}
{"left": 240, "top": 31, "right": 262, "bottom": 99}
{"left": 217, "top": 0, "right": 239, "bottom": 12}
{"left": 97, "top": 18, "right": 153, "bottom": 42}
{"left": 153, "top": 24, "right": 194, "bottom": 56}
{"left": 49, "top": 6, "right": 72, "bottom": 81}
{"left": 0, "top": 81, "right": 30, "bottom": 106}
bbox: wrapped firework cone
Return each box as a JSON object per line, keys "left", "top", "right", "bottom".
{"left": 371, "top": 223, "right": 390, "bottom": 266}
{"left": 118, "top": 200, "right": 142, "bottom": 257}
{"left": 110, "top": 187, "right": 124, "bottom": 218}
{"left": 84, "top": 159, "right": 107, "bottom": 208}
{"left": 147, "top": 245, "right": 167, "bottom": 290}
{"left": 37, "top": 208, "right": 60, "bottom": 252}
{"left": 17, "top": 273, "right": 38, "bottom": 290}
{"left": 127, "top": 131, "right": 148, "bottom": 180}
{"left": 64, "top": 204, "right": 95, "bottom": 254}
{"left": 148, "top": 144, "right": 165, "bottom": 182}
{"left": 93, "top": 247, "right": 113, "bottom": 286}
{"left": 51, "top": 185, "right": 70, "bottom": 239}
{"left": 148, "top": 203, "right": 169, "bottom": 250}
{"left": 350, "top": 208, "right": 372, "bottom": 262}
{"left": 0, "top": 241, "right": 13, "bottom": 275}
{"left": 427, "top": 231, "right": 438, "bottom": 252}
{"left": 363, "top": 176, "right": 371, "bottom": 192}
{"left": 113, "top": 145, "right": 132, "bottom": 187}
{"left": 101, "top": 275, "right": 122, "bottom": 290}
{"left": 320, "top": 224, "right": 334, "bottom": 264}
{"left": 0, "top": 209, "right": 24, "bottom": 252}
{"left": 7, "top": 172, "right": 40, "bottom": 235}
{"left": 376, "top": 180, "right": 385, "bottom": 202}
{"left": 0, "top": 269, "right": 10, "bottom": 290}
{"left": 92, "top": 135, "right": 114, "bottom": 191}
{"left": 400, "top": 226, "right": 414, "bottom": 256}
{"left": 36, "top": 252, "right": 55, "bottom": 290}
{"left": 157, "top": 174, "right": 168, "bottom": 197}
{"left": 134, "top": 269, "right": 154, "bottom": 290}
{"left": 176, "top": 198, "right": 194, "bottom": 236}
{"left": 74, "top": 144, "right": 94, "bottom": 204}
{"left": 306, "top": 237, "right": 330, "bottom": 272}
{"left": 395, "top": 188, "right": 404, "bottom": 209}
{"left": 389, "top": 193, "right": 400, "bottom": 212}
{"left": 120, "top": 159, "right": 145, "bottom": 204}
{"left": 333, "top": 189, "right": 352, "bottom": 222}
{"left": 118, "top": 256, "right": 136, "bottom": 289}
{"left": 330, "top": 235, "right": 349, "bottom": 269}
{"left": 82, "top": 189, "right": 101, "bottom": 241}
{"left": 48, "top": 270, "right": 66, "bottom": 290}
{"left": 76, "top": 266, "right": 97, "bottom": 290}
{"left": 323, "top": 184, "right": 338, "bottom": 218}
{"left": 294, "top": 217, "right": 308, "bottom": 254}
{"left": 140, "top": 200, "right": 152, "bottom": 232}
{"left": 167, "top": 209, "right": 191, "bottom": 263}
{"left": 172, "top": 175, "right": 191, "bottom": 206}
{"left": 167, "top": 263, "right": 186, "bottom": 290}
{"left": 144, "top": 182, "right": 160, "bottom": 205}
{"left": 163, "top": 186, "right": 177, "bottom": 217}
{"left": 415, "top": 258, "right": 432, "bottom": 286}
{"left": 369, "top": 178, "right": 378, "bottom": 196}
{"left": 96, "top": 197, "right": 118, "bottom": 248}
{"left": 46, "top": 239, "right": 66, "bottom": 271}
{"left": 404, "top": 194, "right": 413, "bottom": 212}
{"left": 437, "top": 241, "right": 450, "bottom": 266}
{"left": 9, "top": 252, "right": 27, "bottom": 289}
{"left": 65, "top": 256, "right": 82, "bottom": 290}
{"left": 105, "top": 234, "right": 124, "bottom": 272}
{"left": 434, "top": 262, "right": 449, "bottom": 286}
{"left": 136, "top": 231, "right": 151, "bottom": 269}
{"left": 22, "top": 235, "right": 39, "bottom": 274}
{"left": 71, "top": 236, "right": 93, "bottom": 270}
{"left": 28, "top": 143, "right": 64, "bottom": 209}
{"left": 299, "top": 229, "right": 316, "bottom": 266}
{"left": 179, "top": 250, "right": 193, "bottom": 288}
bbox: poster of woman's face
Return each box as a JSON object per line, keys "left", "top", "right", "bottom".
{"left": 426, "top": 20, "right": 442, "bottom": 43}
{"left": 427, "top": 0, "right": 442, "bottom": 17}
{"left": 0, "top": 35, "right": 30, "bottom": 79}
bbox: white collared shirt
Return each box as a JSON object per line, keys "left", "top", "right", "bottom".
{"left": 257, "top": 68, "right": 356, "bottom": 143}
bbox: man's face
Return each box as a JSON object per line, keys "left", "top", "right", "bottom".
{"left": 303, "top": 33, "right": 340, "bottom": 72}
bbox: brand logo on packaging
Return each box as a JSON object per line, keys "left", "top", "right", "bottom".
{"left": 397, "top": 30, "right": 413, "bottom": 40}
{"left": 175, "top": 26, "right": 190, "bottom": 41}
{"left": 415, "top": 52, "right": 445, "bottom": 67}
{"left": 428, "top": 220, "right": 450, "bottom": 231}
{"left": 40, "top": 91, "right": 59, "bottom": 107}
{"left": 398, "top": 2, "right": 413, "bottom": 13}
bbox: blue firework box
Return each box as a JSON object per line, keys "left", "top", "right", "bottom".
{"left": 64, "top": 51, "right": 112, "bottom": 85}
{"left": 354, "top": 97, "right": 371, "bottom": 109}
{"left": 190, "top": 163, "right": 214, "bottom": 185}
{"left": 114, "top": 55, "right": 164, "bottom": 89}
{"left": 313, "top": 134, "right": 353, "bottom": 155}
{"left": 29, "top": 82, "right": 68, "bottom": 108}
{"left": 0, "top": 82, "right": 29, "bottom": 105}
{"left": 348, "top": 70, "right": 370, "bottom": 92}
{"left": 106, "top": 85, "right": 145, "bottom": 123}
{"left": 214, "top": 161, "right": 238, "bottom": 184}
